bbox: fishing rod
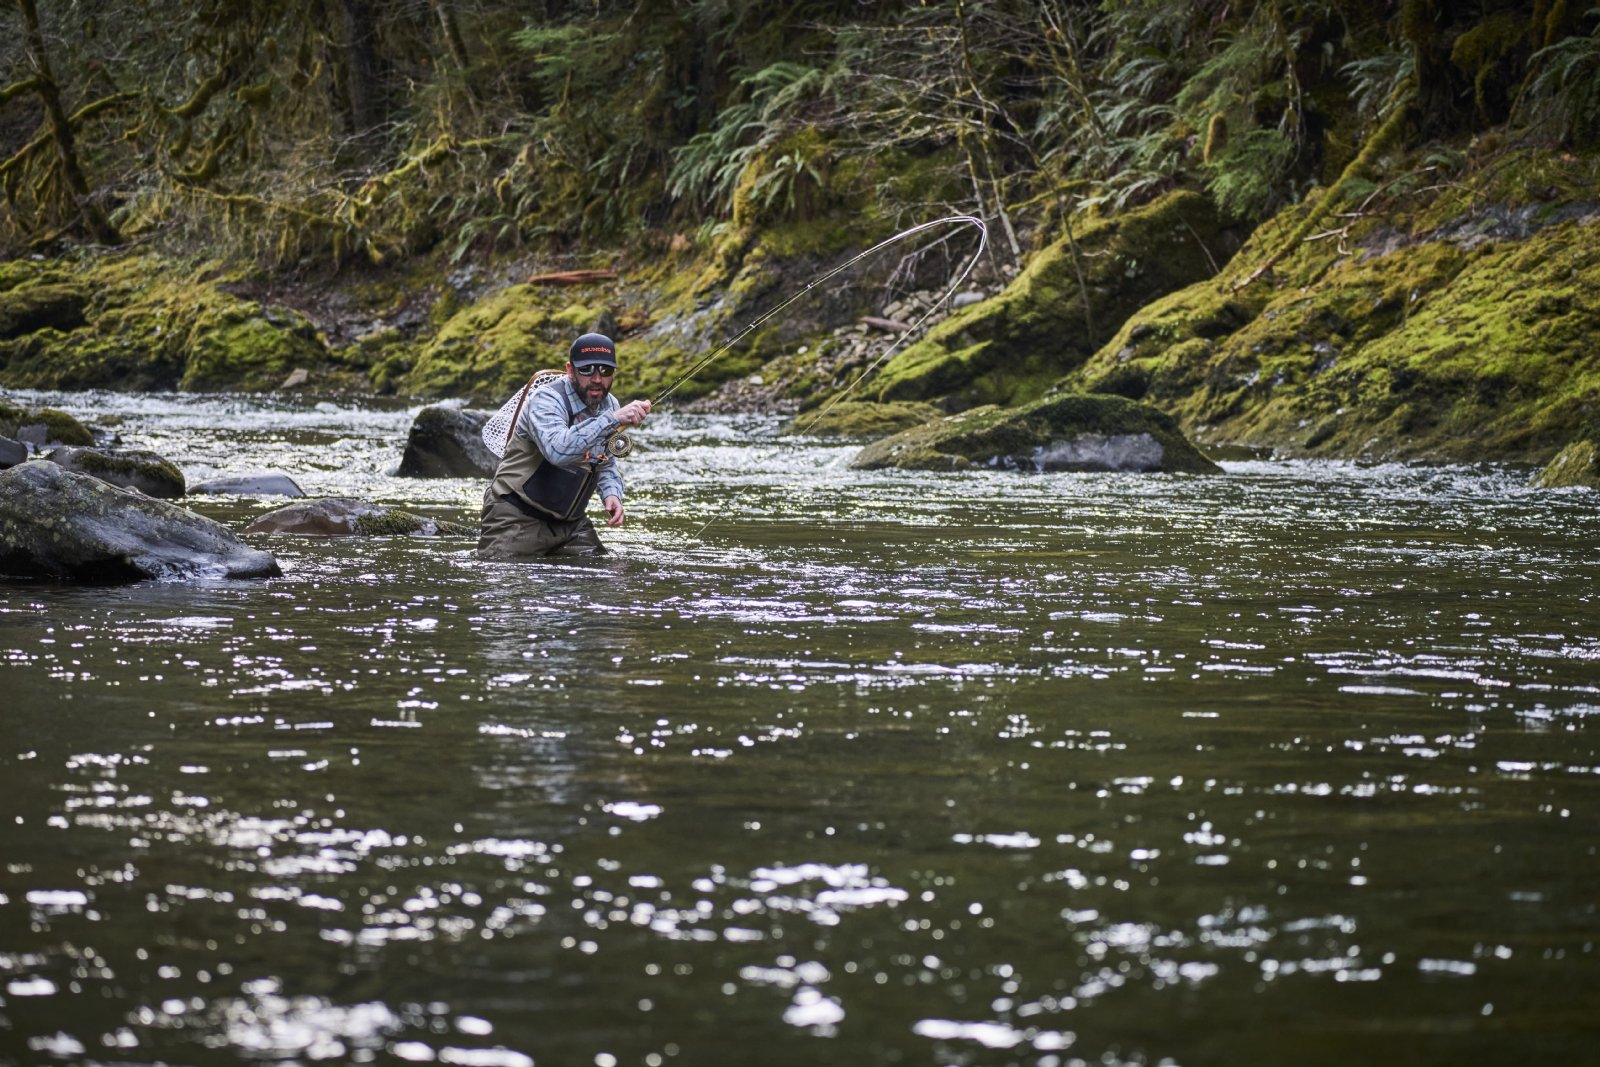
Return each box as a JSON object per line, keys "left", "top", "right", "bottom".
{"left": 604, "top": 214, "right": 988, "bottom": 458}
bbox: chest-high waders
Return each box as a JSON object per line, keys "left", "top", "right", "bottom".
{"left": 477, "top": 382, "right": 607, "bottom": 557}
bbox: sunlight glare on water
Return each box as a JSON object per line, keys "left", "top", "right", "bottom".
{"left": 2, "top": 391, "right": 1598, "bottom": 1065}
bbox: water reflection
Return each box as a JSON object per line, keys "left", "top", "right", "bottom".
{"left": 2, "top": 391, "right": 1598, "bottom": 1064}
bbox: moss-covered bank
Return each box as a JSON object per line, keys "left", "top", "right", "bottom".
{"left": 0, "top": 254, "right": 326, "bottom": 391}
{"left": 1068, "top": 148, "right": 1600, "bottom": 465}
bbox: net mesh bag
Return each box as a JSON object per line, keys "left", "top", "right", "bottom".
{"left": 480, "top": 370, "right": 565, "bottom": 459}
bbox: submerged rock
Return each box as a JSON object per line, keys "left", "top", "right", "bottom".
{"left": 397, "top": 405, "right": 498, "bottom": 478}
{"left": 244, "top": 497, "right": 473, "bottom": 537}
{"left": 0, "top": 461, "right": 279, "bottom": 582}
{"left": 44, "top": 446, "right": 186, "bottom": 498}
{"left": 1535, "top": 440, "right": 1600, "bottom": 489}
{"left": 189, "top": 471, "right": 307, "bottom": 498}
{"left": 851, "top": 392, "right": 1221, "bottom": 474}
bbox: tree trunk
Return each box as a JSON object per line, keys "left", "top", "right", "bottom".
{"left": 15, "top": 0, "right": 120, "bottom": 243}
{"left": 339, "top": 0, "right": 384, "bottom": 138}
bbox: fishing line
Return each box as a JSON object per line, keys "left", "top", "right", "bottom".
{"left": 481, "top": 215, "right": 988, "bottom": 539}
{"left": 680, "top": 214, "right": 988, "bottom": 539}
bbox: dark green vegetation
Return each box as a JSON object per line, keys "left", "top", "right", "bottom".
{"left": 4, "top": 1, "right": 1599, "bottom": 471}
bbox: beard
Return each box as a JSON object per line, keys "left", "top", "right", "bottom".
{"left": 572, "top": 373, "right": 611, "bottom": 411}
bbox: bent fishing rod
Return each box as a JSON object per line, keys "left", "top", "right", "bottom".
{"left": 603, "top": 213, "right": 989, "bottom": 458}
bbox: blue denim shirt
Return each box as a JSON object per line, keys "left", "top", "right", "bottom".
{"left": 517, "top": 376, "right": 624, "bottom": 504}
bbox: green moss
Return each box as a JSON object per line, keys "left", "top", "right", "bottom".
{"left": 402, "top": 285, "right": 606, "bottom": 401}
{"left": 0, "top": 252, "right": 327, "bottom": 392}
{"left": 1068, "top": 147, "right": 1600, "bottom": 463}
{"left": 352, "top": 508, "right": 473, "bottom": 536}
{"left": 0, "top": 282, "right": 90, "bottom": 339}
{"left": 1535, "top": 439, "right": 1600, "bottom": 488}
{"left": 871, "top": 190, "right": 1236, "bottom": 409}
{"left": 780, "top": 400, "right": 942, "bottom": 439}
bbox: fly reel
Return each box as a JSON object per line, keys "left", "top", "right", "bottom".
{"left": 606, "top": 431, "right": 634, "bottom": 458}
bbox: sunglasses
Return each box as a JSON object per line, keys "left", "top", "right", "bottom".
{"left": 573, "top": 363, "right": 615, "bottom": 378}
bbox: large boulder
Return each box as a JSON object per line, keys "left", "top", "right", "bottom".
{"left": 189, "top": 471, "right": 307, "bottom": 498}
{"left": 851, "top": 392, "right": 1221, "bottom": 474}
{"left": 0, "top": 461, "right": 279, "bottom": 582}
{"left": 397, "top": 405, "right": 498, "bottom": 478}
{"left": 244, "top": 497, "right": 473, "bottom": 537}
{"left": 44, "top": 446, "right": 185, "bottom": 498}
{"left": 870, "top": 190, "right": 1238, "bottom": 410}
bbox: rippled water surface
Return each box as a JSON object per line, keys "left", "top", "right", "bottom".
{"left": 3, "top": 391, "right": 1599, "bottom": 1065}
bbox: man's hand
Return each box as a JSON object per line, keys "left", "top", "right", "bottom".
{"left": 615, "top": 398, "right": 651, "bottom": 427}
{"left": 604, "top": 495, "right": 625, "bottom": 527}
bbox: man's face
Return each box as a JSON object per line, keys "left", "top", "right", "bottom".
{"left": 568, "top": 361, "right": 615, "bottom": 408}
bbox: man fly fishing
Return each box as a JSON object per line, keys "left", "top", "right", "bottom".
{"left": 477, "top": 332, "right": 651, "bottom": 557}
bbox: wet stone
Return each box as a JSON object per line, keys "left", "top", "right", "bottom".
{"left": 244, "top": 497, "right": 473, "bottom": 537}
{"left": 44, "top": 445, "right": 186, "bottom": 498}
{"left": 398, "top": 405, "right": 498, "bottom": 479}
{"left": 0, "top": 460, "right": 279, "bottom": 582}
{"left": 189, "top": 471, "right": 307, "bottom": 498}
{"left": 0, "top": 434, "right": 25, "bottom": 469}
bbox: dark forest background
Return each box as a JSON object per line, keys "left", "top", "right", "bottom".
{"left": 5, "top": 0, "right": 1597, "bottom": 267}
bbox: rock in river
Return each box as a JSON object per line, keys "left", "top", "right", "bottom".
{"left": 189, "top": 471, "right": 307, "bottom": 498}
{"left": 44, "top": 445, "right": 186, "bottom": 498}
{"left": 397, "top": 404, "right": 497, "bottom": 478}
{"left": 244, "top": 497, "right": 473, "bottom": 537}
{"left": 0, "top": 399, "right": 94, "bottom": 448}
{"left": 0, "top": 461, "right": 280, "bottom": 582}
{"left": 851, "top": 392, "right": 1221, "bottom": 474}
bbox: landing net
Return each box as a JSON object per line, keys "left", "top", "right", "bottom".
{"left": 480, "top": 370, "right": 565, "bottom": 459}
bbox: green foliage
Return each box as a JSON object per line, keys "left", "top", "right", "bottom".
{"left": 667, "top": 62, "right": 837, "bottom": 220}
{"left": 1519, "top": 8, "right": 1600, "bottom": 147}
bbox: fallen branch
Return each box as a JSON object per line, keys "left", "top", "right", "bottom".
{"left": 527, "top": 269, "right": 617, "bottom": 286}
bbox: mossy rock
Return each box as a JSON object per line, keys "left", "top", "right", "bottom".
{"left": 243, "top": 497, "right": 473, "bottom": 537}
{"left": 180, "top": 304, "right": 325, "bottom": 391}
{"left": 870, "top": 190, "right": 1238, "bottom": 410}
{"left": 0, "top": 460, "right": 278, "bottom": 583}
{"left": 402, "top": 285, "right": 607, "bottom": 402}
{"left": 780, "top": 400, "right": 942, "bottom": 439}
{"left": 1068, "top": 151, "right": 1600, "bottom": 463}
{"left": 851, "top": 392, "right": 1221, "bottom": 474}
{"left": 1535, "top": 440, "right": 1600, "bottom": 489}
{"left": 44, "top": 446, "right": 186, "bottom": 498}
{"left": 0, "top": 401, "right": 95, "bottom": 447}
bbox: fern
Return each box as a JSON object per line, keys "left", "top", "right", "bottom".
{"left": 1518, "top": 9, "right": 1600, "bottom": 147}
{"left": 1204, "top": 128, "right": 1296, "bottom": 219}
{"left": 666, "top": 61, "right": 836, "bottom": 217}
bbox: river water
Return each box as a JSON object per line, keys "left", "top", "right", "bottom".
{"left": 2, "top": 391, "right": 1598, "bottom": 1066}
